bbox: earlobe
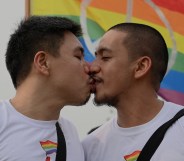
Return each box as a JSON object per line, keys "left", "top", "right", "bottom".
{"left": 34, "top": 51, "right": 50, "bottom": 75}
{"left": 134, "top": 56, "right": 151, "bottom": 79}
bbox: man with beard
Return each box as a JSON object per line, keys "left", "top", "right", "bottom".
{"left": 82, "top": 23, "right": 184, "bottom": 161}
{"left": 0, "top": 16, "right": 92, "bottom": 161}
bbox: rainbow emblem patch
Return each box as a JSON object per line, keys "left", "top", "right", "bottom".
{"left": 40, "top": 140, "right": 57, "bottom": 155}
{"left": 124, "top": 150, "right": 141, "bottom": 161}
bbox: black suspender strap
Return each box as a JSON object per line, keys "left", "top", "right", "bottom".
{"left": 137, "top": 108, "right": 184, "bottom": 161}
{"left": 55, "top": 122, "right": 67, "bottom": 161}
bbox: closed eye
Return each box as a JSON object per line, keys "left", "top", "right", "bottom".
{"left": 74, "top": 46, "right": 84, "bottom": 60}
{"left": 102, "top": 57, "right": 111, "bottom": 61}
{"left": 75, "top": 55, "right": 82, "bottom": 60}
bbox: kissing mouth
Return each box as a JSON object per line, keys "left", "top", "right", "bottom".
{"left": 89, "top": 75, "right": 103, "bottom": 93}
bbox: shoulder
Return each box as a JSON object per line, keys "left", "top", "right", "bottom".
{"left": 163, "top": 101, "right": 184, "bottom": 124}
{"left": 81, "top": 118, "right": 115, "bottom": 160}
{"left": 58, "top": 117, "right": 81, "bottom": 141}
{"left": 164, "top": 101, "right": 183, "bottom": 112}
{"left": 176, "top": 108, "right": 184, "bottom": 132}
{"left": 0, "top": 99, "right": 9, "bottom": 111}
{"left": 161, "top": 101, "right": 184, "bottom": 119}
{"left": 0, "top": 100, "right": 10, "bottom": 132}
{"left": 58, "top": 117, "right": 84, "bottom": 161}
{"left": 0, "top": 100, "right": 10, "bottom": 114}
{"left": 58, "top": 117, "right": 77, "bottom": 133}
{"left": 165, "top": 101, "right": 184, "bottom": 135}
{"left": 82, "top": 117, "right": 114, "bottom": 146}
{"left": 59, "top": 117, "right": 77, "bottom": 135}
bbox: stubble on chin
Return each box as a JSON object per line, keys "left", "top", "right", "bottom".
{"left": 93, "top": 95, "right": 118, "bottom": 107}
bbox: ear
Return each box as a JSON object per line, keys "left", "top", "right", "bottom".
{"left": 134, "top": 56, "right": 152, "bottom": 79}
{"left": 33, "top": 51, "right": 50, "bottom": 75}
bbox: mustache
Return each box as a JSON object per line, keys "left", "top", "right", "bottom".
{"left": 89, "top": 74, "right": 103, "bottom": 83}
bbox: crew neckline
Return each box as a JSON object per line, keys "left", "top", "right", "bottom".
{"left": 113, "top": 101, "right": 170, "bottom": 136}
{"left": 6, "top": 99, "right": 58, "bottom": 129}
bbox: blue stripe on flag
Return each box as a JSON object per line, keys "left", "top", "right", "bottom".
{"left": 161, "top": 70, "right": 184, "bottom": 93}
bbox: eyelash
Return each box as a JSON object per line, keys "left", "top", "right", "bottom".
{"left": 101, "top": 57, "right": 110, "bottom": 61}
{"left": 75, "top": 56, "right": 82, "bottom": 60}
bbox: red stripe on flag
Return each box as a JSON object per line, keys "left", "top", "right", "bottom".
{"left": 158, "top": 88, "right": 184, "bottom": 106}
{"left": 46, "top": 156, "right": 50, "bottom": 161}
{"left": 152, "top": 0, "right": 184, "bottom": 14}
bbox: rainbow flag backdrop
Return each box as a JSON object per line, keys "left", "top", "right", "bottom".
{"left": 27, "top": 0, "right": 184, "bottom": 105}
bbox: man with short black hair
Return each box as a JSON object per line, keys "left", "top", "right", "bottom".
{"left": 0, "top": 16, "right": 92, "bottom": 161}
{"left": 82, "top": 23, "right": 184, "bottom": 161}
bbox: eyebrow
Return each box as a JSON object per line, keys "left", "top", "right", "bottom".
{"left": 95, "top": 47, "right": 112, "bottom": 56}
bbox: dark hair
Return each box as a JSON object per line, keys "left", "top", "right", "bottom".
{"left": 108, "top": 23, "right": 168, "bottom": 90}
{"left": 5, "top": 16, "right": 82, "bottom": 88}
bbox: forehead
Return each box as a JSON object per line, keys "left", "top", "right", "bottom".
{"left": 63, "top": 31, "right": 82, "bottom": 46}
{"left": 97, "top": 30, "right": 127, "bottom": 52}
{"left": 58, "top": 31, "right": 84, "bottom": 54}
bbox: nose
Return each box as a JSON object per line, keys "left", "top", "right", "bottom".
{"left": 90, "top": 61, "right": 101, "bottom": 74}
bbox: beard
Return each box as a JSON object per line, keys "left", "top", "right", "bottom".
{"left": 93, "top": 94, "right": 119, "bottom": 107}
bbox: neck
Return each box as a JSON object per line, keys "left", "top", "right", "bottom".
{"left": 11, "top": 85, "right": 64, "bottom": 121}
{"left": 116, "top": 91, "right": 164, "bottom": 128}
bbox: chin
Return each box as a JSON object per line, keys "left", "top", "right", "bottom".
{"left": 93, "top": 97, "right": 106, "bottom": 106}
{"left": 74, "top": 93, "right": 91, "bottom": 106}
{"left": 93, "top": 94, "right": 118, "bottom": 107}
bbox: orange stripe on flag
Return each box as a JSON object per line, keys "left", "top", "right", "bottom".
{"left": 133, "top": 0, "right": 184, "bottom": 35}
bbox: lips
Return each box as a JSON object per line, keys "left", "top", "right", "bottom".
{"left": 89, "top": 76, "right": 103, "bottom": 93}
{"left": 89, "top": 77, "right": 96, "bottom": 93}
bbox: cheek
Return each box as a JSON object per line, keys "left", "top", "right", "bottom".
{"left": 103, "top": 66, "right": 130, "bottom": 88}
{"left": 103, "top": 65, "right": 120, "bottom": 80}
{"left": 73, "top": 64, "right": 88, "bottom": 79}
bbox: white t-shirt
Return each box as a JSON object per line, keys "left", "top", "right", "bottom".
{"left": 82, "top": 101, "right": 184, "bottom": 161}
{"left": 0, "top": 100, "right": 84, "bottom": 161}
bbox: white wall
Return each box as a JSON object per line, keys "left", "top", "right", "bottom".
{"left": 0, "top": 0, "right": 25, "bottom": 99}
{"left": 0, "top": 0, "right": 116, "bottom": 139}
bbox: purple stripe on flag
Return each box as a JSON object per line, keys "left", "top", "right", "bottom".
{"left": 46, "top": 149, "right": 57, "bottom": 155}
{"left": 158, "top": 88, "right": 184, "bottom": 106}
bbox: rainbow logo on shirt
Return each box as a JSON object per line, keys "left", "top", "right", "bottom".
{"left": 40, "top": 140, "right": 57, "bottom": 155}
{"left": 124, "top": 150, "right": 141, "bottom": 161}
